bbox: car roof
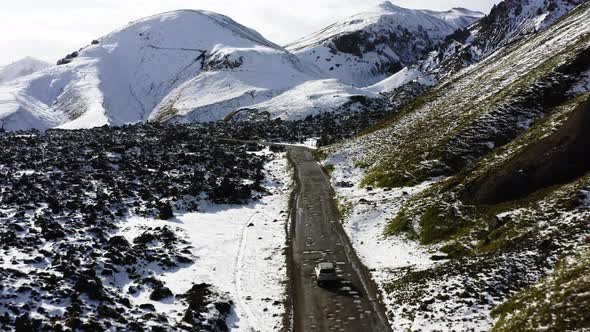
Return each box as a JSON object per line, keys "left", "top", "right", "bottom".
{"left": 317, "top": 262, "right": 334, "bottom": 269}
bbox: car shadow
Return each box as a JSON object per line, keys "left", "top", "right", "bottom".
{"left": 319, "top": 278, "right": 364, "bottom": 298}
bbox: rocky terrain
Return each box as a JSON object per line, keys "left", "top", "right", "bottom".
{"left": 419, "top": 0, "right": 587, "bottom": 81}
{"left": 0, "top": 124, "right": 271, "bottom": 331}
{"left": 218, "top": 97, "right": 391, "bottom": 146}
{"left": 0, "top": 108, "right": 407, "bottom": 330}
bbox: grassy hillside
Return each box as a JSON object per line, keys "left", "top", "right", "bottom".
{"left": 345, "top": 3, "right": 590, "bottom": 189}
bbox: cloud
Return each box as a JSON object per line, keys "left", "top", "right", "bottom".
{"left": 0, "top": 0, "right": 500, "bottom": 64}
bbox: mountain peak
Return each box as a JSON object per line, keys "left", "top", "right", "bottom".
{"left": 0, "top": 9, "right": 323, "bottom": 130}
{"left": 4, "top": 56, "right": 49, "bottom": 66}
{"left": 450, "top": 7, "right": 484, "bottom": 15}
{"left": 377, "top": 1, "right": 405, "bottom": 12}
{"left": 99, "top": 9, "right": 281, "bottom": 51}
{"left": 286, "top": 2, "right": 482, "bottom": 87}
{"left": 0, "top": 57, "right": 50, "bottom": 84}
{"left": 418, "top": 0, "right": 587, "bottom": 80}
{"left": 20, "top": 56, "right": 43, "bottom": 62}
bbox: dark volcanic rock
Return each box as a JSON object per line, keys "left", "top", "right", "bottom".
{"left": 180, "top": 283, "right": 233, "bottom": 331}
{"left": 0, "top": 108, "right": 399, "bottom": 330}
{"left": 150, "top": 286, "right": 173, "bottom": 301}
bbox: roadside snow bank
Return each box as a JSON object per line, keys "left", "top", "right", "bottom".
{"left": 118, "top": 150, "right": 292, "bottom": 331}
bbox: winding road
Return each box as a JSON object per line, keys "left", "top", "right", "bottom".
{"left": 286, "top": 146, "right": 391, "bottom": 332}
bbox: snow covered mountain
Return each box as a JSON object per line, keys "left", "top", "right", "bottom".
{"left": 8, "top": 1, "right": 577, "bottom": 131}
{"left": 0, "top": 10, "right": 375, "bottom": 131}
{"left": 285, "top": 1, "right": 483, "bottom": 87}
{"left": 0, "top": 57, "right": 50, "bottom": 84}
{"left": 420, "top": 0, "right": 587, "bottom": 79}
{"left": 0, "top": 9, "right": 382, "bottom": 131}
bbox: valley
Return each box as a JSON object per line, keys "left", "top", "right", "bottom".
{"left": 1, "top": 0, "right": 590, "bottom": 331}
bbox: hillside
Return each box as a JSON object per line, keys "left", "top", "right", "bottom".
{"left": 321, "top": 2, "right": 590, "bottom": 330}
{"left": 0, "top": 57, "right": 50, "bottom": 84}
{"left": 286, "top": 1, "right": 483, "bottom": 87}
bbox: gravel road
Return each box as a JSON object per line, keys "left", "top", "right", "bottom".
{"left": 287, "top": 146, "right": 391, "bottom": 332}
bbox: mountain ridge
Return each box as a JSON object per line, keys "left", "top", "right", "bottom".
{"left": 0, "top": 2, "right": 479, "bottom": 131}
{"left": 319, "top": 3, "right": 590, "bottom": 329}
{"left": 285, "top": 1, "right": 483, "bottom": 87}
{"left": 419, "top": 0, "right": 587, "bottom": 80}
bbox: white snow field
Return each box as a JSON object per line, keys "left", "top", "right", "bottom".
{"left": 364, "top": 67, "right": 435, "bottom": 93}
{"left": 244, "top": 79, "right": 374, "bottom": 120}
{"left": 116, "top": 150, "right": 292, "bottom": 331}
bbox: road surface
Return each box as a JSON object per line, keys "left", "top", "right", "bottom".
{"left": 287, "top": 146, "right": 391, "bottom": 332}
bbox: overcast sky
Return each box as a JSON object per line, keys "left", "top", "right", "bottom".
{"left": 0, "top": 0, "right": 501, "bottom": 65}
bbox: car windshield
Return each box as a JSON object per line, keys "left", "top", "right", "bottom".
{"left": 321, "top": 268, "right": 335, "bottom": 274}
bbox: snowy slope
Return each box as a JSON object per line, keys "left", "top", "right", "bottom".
{"left": 0, "top": 10, "right": 333, "bottom": 131}
{"left": 286, "top": 1, "right": 483, "bottom": 87}
{"left": 364, "top": 67, "right": 435, "bottom": 93}
{"left": 0, "top": 57, "right": 50, "bottom": 84}
{"left": 148, "top": 45, "right": 323, "bottom": 123}
{"left": 420, "top": 0, "right": 587, "bottom": 79}
{"left": 0, "top": 3, "right": 484, "bottom": 131}
{"left": 247, "top": 79, "right": 373, "bottom": 120}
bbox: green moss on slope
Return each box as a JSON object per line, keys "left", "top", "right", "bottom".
{"left": 384, "top": 93, "right": 590, "bottom": 253}
{"left": 386, "top": 211, "right": 418, "bottom": 240}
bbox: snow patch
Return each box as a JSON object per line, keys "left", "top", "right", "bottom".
{"left": 365, "top": 68, "right": 435, "bottom": 93}
{"left": 117, "top": 150, "right": 292, "bottom": 331}
{"left": 323, "top": 149, "right": 439, "bottom": 328}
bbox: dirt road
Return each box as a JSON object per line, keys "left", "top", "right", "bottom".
{"left": 287, "top": 146, "right": 391, "bottom": 332}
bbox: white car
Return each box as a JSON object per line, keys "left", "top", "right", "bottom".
{"left": 314, "top": 262, "right": 337, "bottom": 286}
